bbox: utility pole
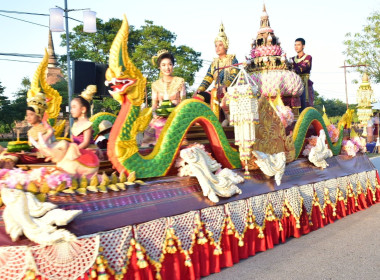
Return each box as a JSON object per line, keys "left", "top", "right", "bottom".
{"left": 339, "top": 62, "right": 367, "bottom": 110}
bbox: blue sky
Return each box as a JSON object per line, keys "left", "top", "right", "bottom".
{"left": 0, "top": 0, "right": 379, "bottom": 104}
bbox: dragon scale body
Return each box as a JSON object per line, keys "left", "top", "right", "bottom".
{"left": 111, "top": 98, "right": 241, "bottom": 178}
{"left": 293, "top": 107, "right": 345, "bottom": 158}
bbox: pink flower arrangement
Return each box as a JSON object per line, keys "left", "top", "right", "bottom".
{"left": 341, "top": 140, "right": 359, "bottom": 157}
{"left": 251, "top": 45, "right": 282, "bottom": 58}
{"left": 0, "top": 167, "right": 72, "bottom": 191}
{"left": 45, "top": 172, "right": 72, "bottom": 190}
{"left": 276, "top": 105, "right": 294, "bottom": 127}
{"left": 302, "top": 135, "right": 319, "bottom": 156}
{"left": 327, "top": 124, "right": 339, "bottom": 143}
{"left": 351, "top": 136, "right": 367, "bottom": 153}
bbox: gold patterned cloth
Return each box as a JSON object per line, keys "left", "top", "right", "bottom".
{"left": 71, "top": 121, "right": 93, "bottom": 137}
{"left": 28, "top": 123, "right": 49, "bottom": 142}
{"left": 152, "top": 77, "right": 185, "bottom": 107}
{"left": 198, "top": 54, "right": 239, "bottom": 92}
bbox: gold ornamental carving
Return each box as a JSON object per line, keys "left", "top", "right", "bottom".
{"left": 245, "top": 97, "right": 295, "bottom": 170}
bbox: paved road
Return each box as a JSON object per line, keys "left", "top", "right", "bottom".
{"left": 205, "top": 157, "right": 380, "bottom": 280}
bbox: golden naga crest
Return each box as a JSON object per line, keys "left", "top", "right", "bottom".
{"left": 27, "top": 49, "right": 62, "bottom": 119}
{"left": 105, "top": 15, "right": 146, "bottom": 106}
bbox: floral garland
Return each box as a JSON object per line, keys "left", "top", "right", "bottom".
{"left": 302, "top": 135, "right": 318, "bottom": 157}
{"left": 341, "top": 137, "right": 367, "bottom": 157}
{"left": 327, "top": 124, "right": 339, "bottom": 143}
{"left": 0, "top": 167, "right": 143, "bottom": 205}
{"left": 275, "top": 105, "right": 294, "bottom": 128}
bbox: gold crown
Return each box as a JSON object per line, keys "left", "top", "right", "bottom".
{"left": 151, "top": 49, "right": 170, "bottom": 67}
{"left": 214, "top": 23, "right": 229, "bottom": 50}
{"left": 80, "top": 85, "right": 97, "bottom": 102}
{"left": 27, "top": 92, "right": 48, "bottom": 118}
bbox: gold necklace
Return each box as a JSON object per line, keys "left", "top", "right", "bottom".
{"left": 294, "top": 54, "right": 307, "bottom": 63}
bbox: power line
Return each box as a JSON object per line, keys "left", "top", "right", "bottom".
{"left": 0, "top": 58, "right": 39, "bottom": 64}
{"left": 0, "top": 9, "right": 82, "bottom": 23}
{"left": 0, "top": 53, "right": 45, "bottom": 58}
{"left": 0, "top": 10, "right": 49, "bottom": 17}
{"left": 0, "top": 13, "right": 48, "bottom": 28}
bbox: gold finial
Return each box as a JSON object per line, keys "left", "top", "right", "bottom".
{"left": 214, "top": 22, "right": 229, "bottom": 50}
{"left": 80, "top": 85, "right": 97, "bottom": 102}
{"left": 362, "top": 73, "right": 369, "bottom": 82}
{"left": 151, "top": 49, "right": 170, "bottom": 67}
{"left": 27, "top": 92, "right": 48, "bottom": 118}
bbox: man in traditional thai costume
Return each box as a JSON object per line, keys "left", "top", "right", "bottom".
{"left": 194, "top": 23, "right": 239, "bottom": 126}
{"left": 292, "top": 38, "right": 314, "bottom": 111}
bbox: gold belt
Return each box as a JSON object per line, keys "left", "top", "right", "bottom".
{"left": 300, "top": 74, "right": 310, "bottom": 102}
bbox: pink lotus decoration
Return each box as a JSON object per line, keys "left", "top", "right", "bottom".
{"left": 251, "top": 45, "right": 282, "bottom": 58}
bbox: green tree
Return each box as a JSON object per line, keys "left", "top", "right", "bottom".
{"left": 0, "top": 81, "right": 13, "bottom": 133}
{"left": 60, "top": 18, "right": 203, "bottom": 103}
{"left": 343, "top": 11, "right": 380, "bottom": 83}
{"left": 10, "top": 77, "right": 30, "bottom": 122}
{"left": 93, "top": 97, "right": 121, "bottom": 115}
{"left": 313, "top": 90, "right": 348, "bottom": 117}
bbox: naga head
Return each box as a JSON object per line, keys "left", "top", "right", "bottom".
{"left": 27, "top": 49, "right": 62, "bottom": 120}
{"left": 105, "top": 15, "right": 146, "bottom": 106}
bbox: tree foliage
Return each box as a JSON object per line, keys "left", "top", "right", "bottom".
{"left": 343, "top": 11, "right": 380, "bottom": 83}
{"left": 313, "top": 91, "right": 348, "bottom": 117}
{"left": 60, "top": 18, "right": 203, "bottom": 97}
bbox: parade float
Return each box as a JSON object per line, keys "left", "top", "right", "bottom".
{"left": 0, "top": 6, "right": 379, "bottom": 280}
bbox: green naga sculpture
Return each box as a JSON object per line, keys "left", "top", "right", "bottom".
{"left": 105, "top": 16, "right": 241, "bottom": 178}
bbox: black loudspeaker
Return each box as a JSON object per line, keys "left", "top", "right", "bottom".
{"left": 73, "top": 61, "right": 96, "bottom": 94}
{"left": 95, "top": 63, "right": 111, "bottom": 98}
{"left": 73, "top": 61, "right": 111, "bottom": 99}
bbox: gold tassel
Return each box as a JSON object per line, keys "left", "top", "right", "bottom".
{"left": 227, "top": 221, "right": 234, "bottom": 235}
{"left": 90, "top": 267, "right": 97, "bottom": 279}
{"left": 279, "top": 221, "right": 283, "bottom": 231}
{"left": 213, "top": 245, "right": 222, "bottom": 255}
{"left": 258, "top": 228, "right": 264, "bottom": 239}
{"left": 165, "top": 233, "right": 177, "bottom": 254}
{"left": 197, "top": 229, "right": 208, "bottom": 245}
{"left": 238, "top": 238, "right": 244, "bottom": 247}
{"left": 135, "top": 243, "right": 148, "bottom": 269}
{"left": 296, "top": 219, "right": 300, "bottom": 229}
{"left": 184, "top": 251, "right": 192, "bottom": 267}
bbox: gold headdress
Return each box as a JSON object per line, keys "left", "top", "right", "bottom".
{"left": 214, "top": 23, "right": 229, "bottom": 50}
{"left": 80, "top": 85, "right": 97, "bottom": 102}
{"left": 151, "top": 49, "right": 170, "bottom": 67}
{"left": 27, "top": 92, "right": 48, "bottom": 118}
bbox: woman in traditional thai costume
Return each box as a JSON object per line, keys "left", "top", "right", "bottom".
{"left": 145, "top": 50, "right": 186, "bottom": 142}
{"left": 1, "top": 92, "right": 55, "bottom": 166}
{"left": 70, "top": 90, "right": 96, "bottom": 150}
{"left": 26, "top": 92, "right": 54, "bottom": 144}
